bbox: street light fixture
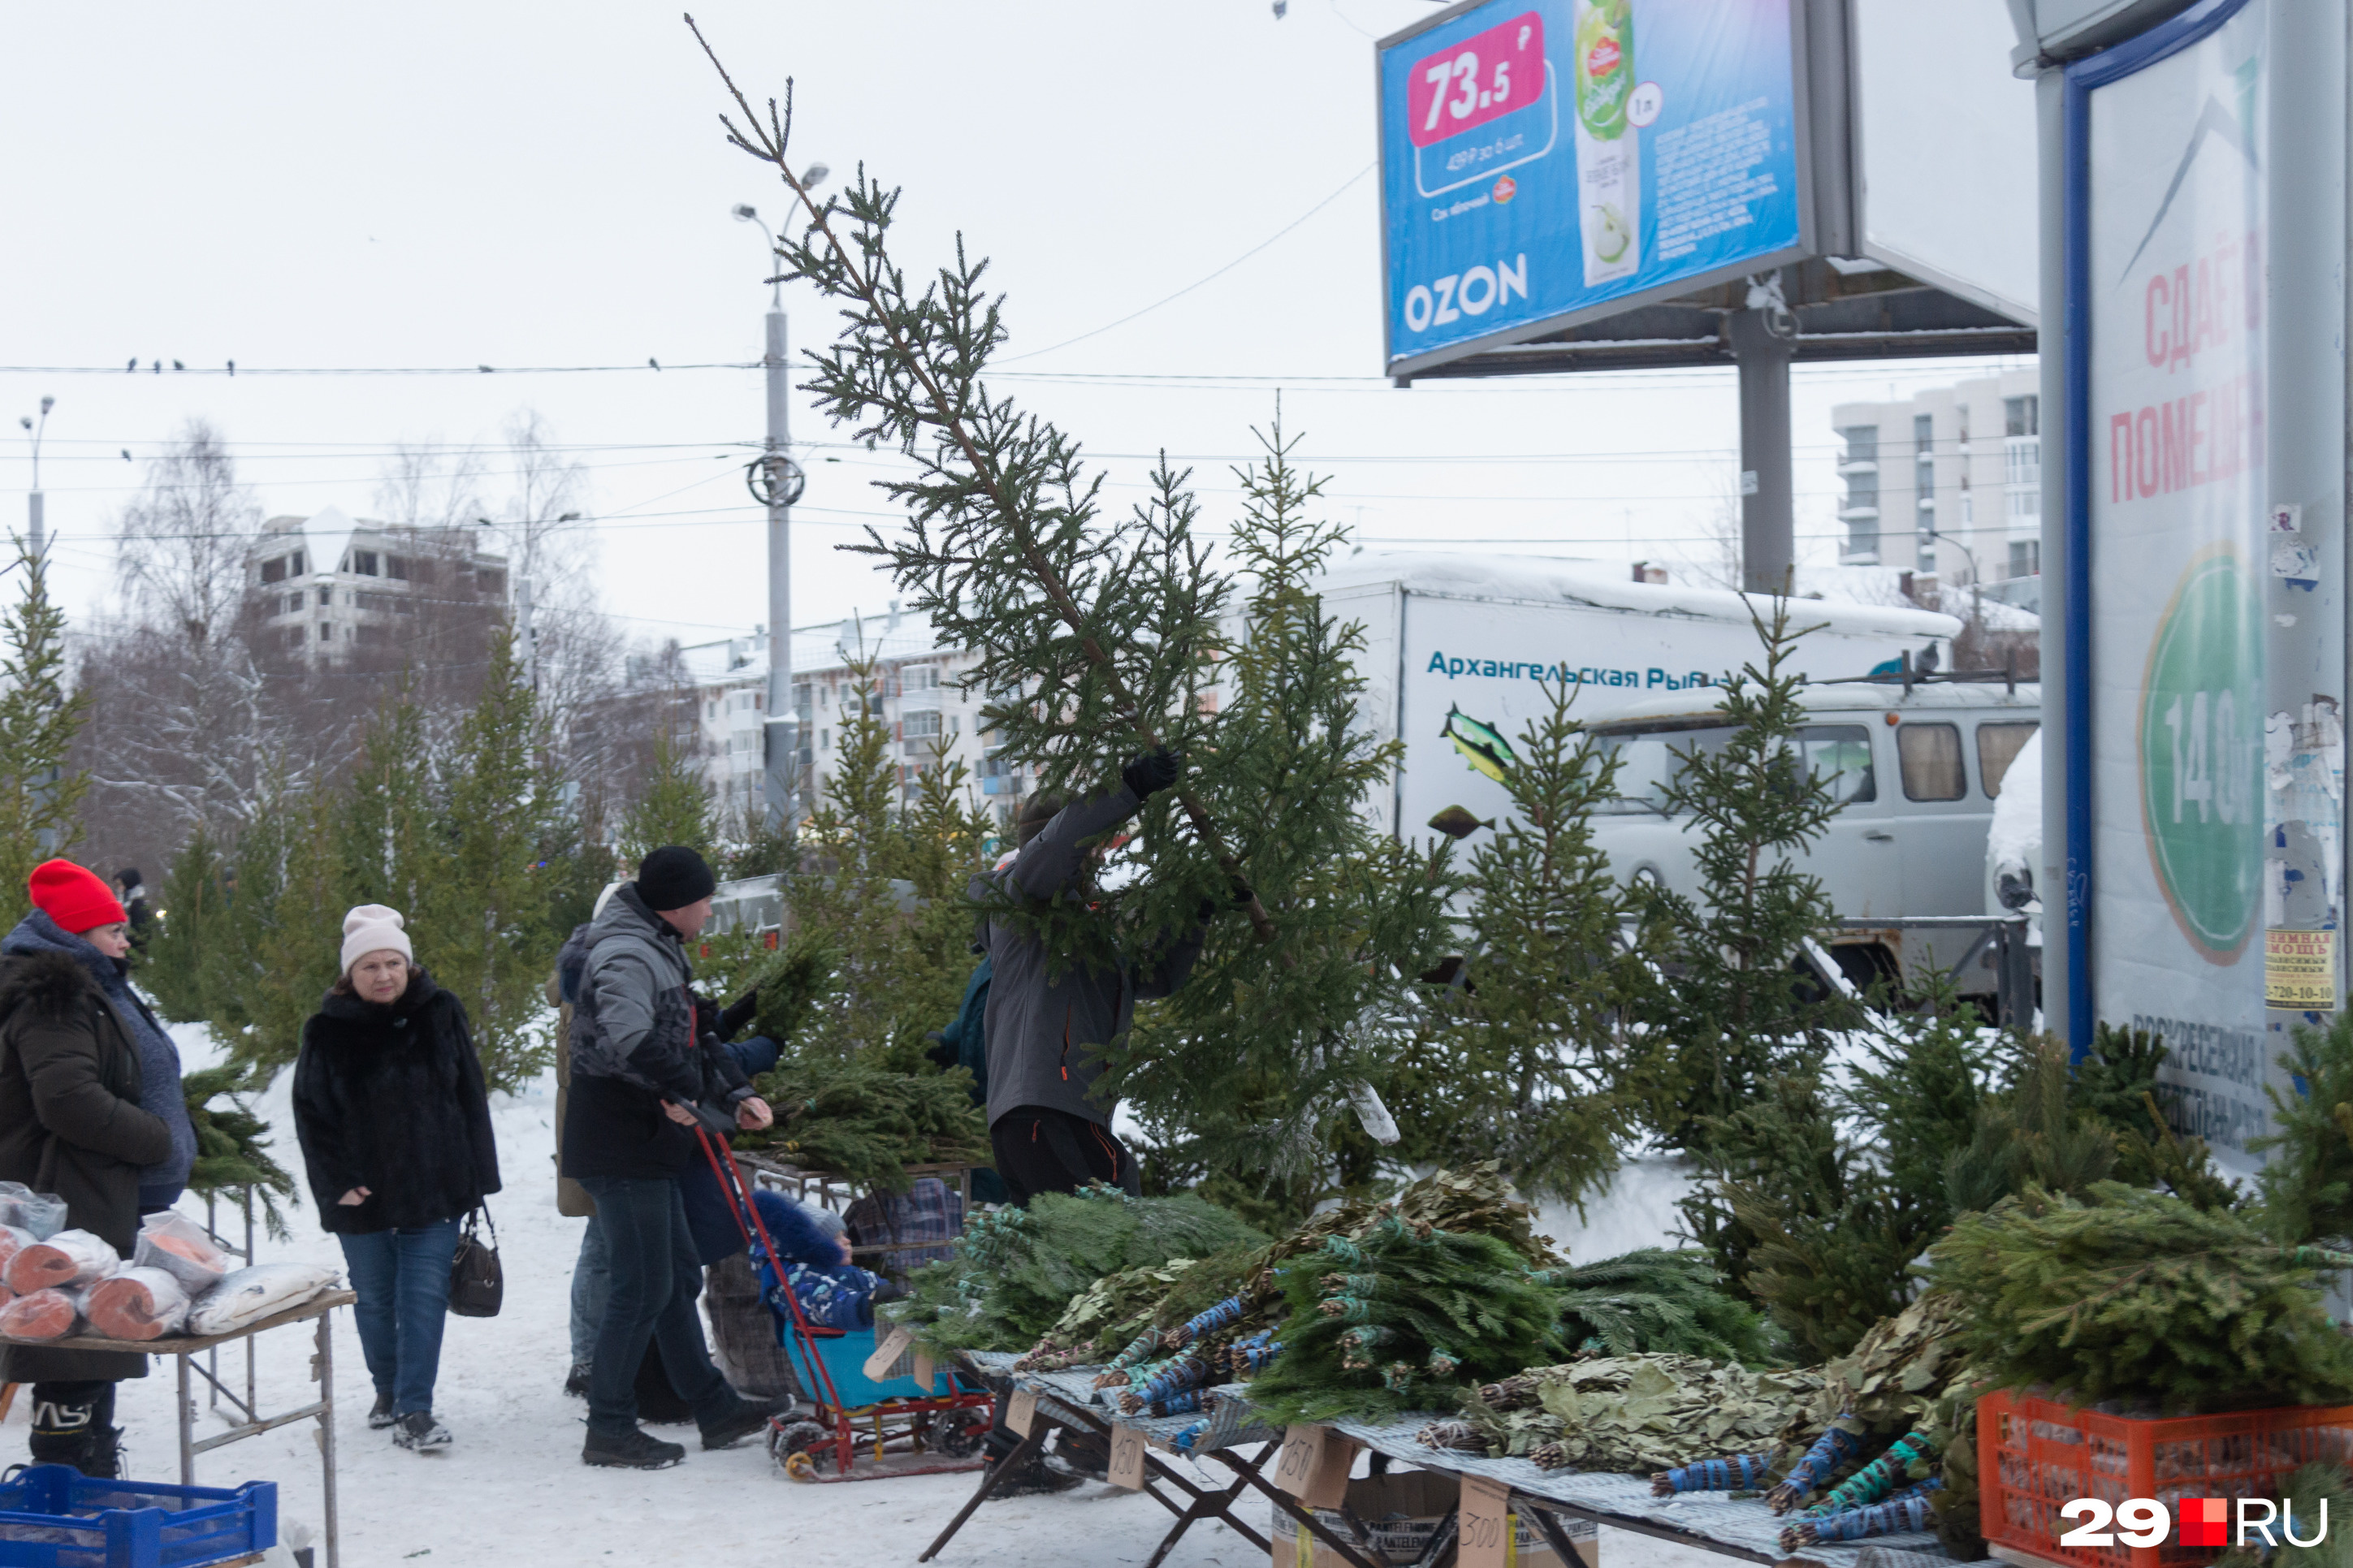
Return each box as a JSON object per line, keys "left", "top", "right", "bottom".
{"left": 19, "top": 395, "right": 54, "bottom": 556}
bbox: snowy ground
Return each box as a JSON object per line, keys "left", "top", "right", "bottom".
{"left": 12, "top": 1022, "right": 1725, "bottom": 1568}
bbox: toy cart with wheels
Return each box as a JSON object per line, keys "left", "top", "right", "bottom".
{"left": 698, "top": 1130, "right": 995, "bottom": 1484}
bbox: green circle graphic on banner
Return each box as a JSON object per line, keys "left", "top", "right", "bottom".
{"left": 2138, "top": 543, "right": 2262, "bottom": 960}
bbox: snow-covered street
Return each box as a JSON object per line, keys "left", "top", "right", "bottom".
{"left": 7, "top": 1022, "right": 1721, "bottom": 1568}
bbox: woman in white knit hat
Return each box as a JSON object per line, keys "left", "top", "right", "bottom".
{"left": 291, "top": 905, "right": 500, "bottom": 1453}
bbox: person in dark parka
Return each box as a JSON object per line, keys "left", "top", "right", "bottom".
{"left": 0, "top": 859, "right": 191, "bottom": 1478}
{"left": 292, "top": 904, "right": 500, "bottom": 1454}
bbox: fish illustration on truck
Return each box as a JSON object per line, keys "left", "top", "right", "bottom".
{"left": 1443, "top": 707, "right": 1520, "bottom": 782}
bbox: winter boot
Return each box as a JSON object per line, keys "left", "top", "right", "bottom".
{"left": 392, "top": 1412, "right": 452, "bottom": 1452}
{"left": 562, "top": 1363, "right": 590, "bottom": 1400}
{"left": 368, "top": 1393, "right": 397, "bottom": 1430}
{"left": 699, "top": 1395, "right": 792, "bottom": 1452}
{"left": 583, "top": 1426, "right": 686, "bottom": 1470}
{"left": 1053, "top": 1431, "right": 1111, "bottom": 1482}
{"left": 28, "top": 1383, "right": 118, "bottom": 1477}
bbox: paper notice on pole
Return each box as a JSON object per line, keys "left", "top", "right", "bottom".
{"left": 863, "top": 1325, "right": 914, "bottom": 1379}
{"left": 2267, "top": 928, "right": 2338, "bottom": 1009}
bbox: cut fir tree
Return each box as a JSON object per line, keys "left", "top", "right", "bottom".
{"left": 689, "top": 37, "right": 1451, "bottom": 1197}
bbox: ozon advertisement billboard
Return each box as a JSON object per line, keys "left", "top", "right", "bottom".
{"left": 1377, "top": 0, "right": 1806, "bottom": 376}
{"left": 2066, "top": 0, "right": 2347, "bottom": 1157}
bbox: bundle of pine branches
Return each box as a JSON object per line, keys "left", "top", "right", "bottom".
{"left": 182, "top": 1065, "right": 299, "bottom": 1239}
{"left": 1930, "top": 1181, "right": 2353, "bottom": 1411}
{"left": 1542, "top": 1248, "right": 1779, "bottom": 1366}
{"left": 734, "top": 1056, "right": 989, "bottom": 1193}
{"left": 886, "top": 1186, "right": 1267, "bottom": 1360}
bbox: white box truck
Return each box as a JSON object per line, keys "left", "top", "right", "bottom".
{"left": 1312, "top": 552, "right": 1963, "bottom": 844}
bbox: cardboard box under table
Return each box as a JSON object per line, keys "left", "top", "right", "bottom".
{"left": 1272, "top": 1470, "right": 1599, "bottom": 1568}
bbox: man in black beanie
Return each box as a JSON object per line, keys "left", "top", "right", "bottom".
{"left": 560, "top": 845, "right": 783, "bottom": 1470}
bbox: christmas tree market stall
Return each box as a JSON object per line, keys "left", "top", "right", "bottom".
{"left": 683, "top": 32, "right": 2353, "bottom": 1568}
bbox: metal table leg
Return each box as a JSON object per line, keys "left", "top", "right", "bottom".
{"left": 917, "top": 1423, "right": 1047, "bottom": 1562}
{"left": 176, "top": 1354, "right": 194, "bottom": 1487}
{"left": 318, "top": 1311, "right": 338, "bottom": 1568}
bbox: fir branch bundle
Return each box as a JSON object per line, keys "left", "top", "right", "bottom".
{"left": 1538, "top": 1247, "right": 1777, "bottom": 1366}
{"left": 735, "top": 1056, "right": 988, "bottom": 1191}
{"left": 1930, "top": 1182, "right": 2353, "bottom": 1411}
{"left": 181, "top": 1065, "right": 299, "bottom": 1239}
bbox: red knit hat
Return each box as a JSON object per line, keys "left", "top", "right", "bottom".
{"left": 28, "top": 859, "right": 128, "bottom": 935}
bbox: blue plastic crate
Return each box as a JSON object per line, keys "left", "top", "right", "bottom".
{"left": 0, "top": 1466, "right": 275, "bottom": 1568}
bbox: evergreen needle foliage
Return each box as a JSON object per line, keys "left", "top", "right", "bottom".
{"left": 1391, "top": 676, "right": 1651, "bottom": 1210}
{"left": 735, "top": 1056, "right": 989, "bottom": 1191}
{"left": 1930, "top": 1181, "right": 2353, "bottom": 1412}
{"left": 685, "top": 45, "right": 1451, "bottom": 1194}
{"left": 0, "top": 538, "right": 89, "bottom": 928}
{"left": 1244, "top": 1217, "right": 1569, "bottom": 1425}
{"left": 181, "top": 1065, "right": 299, "bottom": 1240}
{"left": 1543, "top": 1247, "right": 1778, "bottom": 1366}
{"left": 2254, "top": 1013, "right": 2353, "bottom": 1250}
{"left": 616, "top": 730, "right": 720, "bottom": 870}
{"left": 1633, "top": 599, "right": 1858, "bottom": 1148}
{"left": 888, "top": 1186, "right": 1265, "bottom": 1359}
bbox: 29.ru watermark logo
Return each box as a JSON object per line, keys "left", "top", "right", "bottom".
{"left": 2061, "top": 1497, "right": 2328, "bottom": 1549}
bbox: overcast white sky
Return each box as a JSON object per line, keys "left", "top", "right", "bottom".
{"left": 1, "top": 2, "right": 2027, "bottom": 652}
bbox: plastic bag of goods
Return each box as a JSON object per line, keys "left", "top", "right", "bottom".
{"left": 4, "top": 1231, "right": 119, "bottom": 1295}
{"left": 0, "top": 1289, "right": 78, "bottom": 1341}
{"left": 186, "top": 1263, "right": 340, "bottom": 1337}
{"left": 133, "top": 1212, "right": 231, "bottom": 1293}
{"left": 0, "top": 1183, "right": 70, "bottom": 1241}
{"left": 83, "top": 1268, "right": 192, "bottom": 1341}
{"left": 0, "top": 1225, "right": 36, "bottom": 1280}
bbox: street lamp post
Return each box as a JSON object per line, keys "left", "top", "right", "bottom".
{"left": 18, "top": 395, "right": 54, "bottom": 557}
{"left": 735, "top": 179, "right": 824, "bottom": 838}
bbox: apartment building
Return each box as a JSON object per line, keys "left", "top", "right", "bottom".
{"left": 675, "top": 600, "right": 1027, "bottom": 830}
{"left": 1829, "top": 368, "right": 2042, "bottom": 590}
{"left": 247, "top": 506, "right": 510, "bottom": 658}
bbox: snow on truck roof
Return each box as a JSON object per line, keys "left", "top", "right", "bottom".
{"left": 1313, "top": 551, "right": 1965, "bottom": 640}
{"left": 1588, "top": 679, "right": 2044, "bottom": 730}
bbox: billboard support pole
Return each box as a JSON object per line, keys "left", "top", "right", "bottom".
{"left": 1731, "top": 287, "right": 1796, "bottom": 594}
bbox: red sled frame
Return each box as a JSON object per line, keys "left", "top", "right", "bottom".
{"left": 697, "top": 1126, "right": 994, "bottom": 1482}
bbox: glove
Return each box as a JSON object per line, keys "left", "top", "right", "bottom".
{"left": 718, "top": 987, "right": 761, "bottom": 1040}
{"left": 923, "top": 1030, "right": 956, "bottom": 1070}
{"left": 1121, "top": 749, "right": 1183, "bottom": 801}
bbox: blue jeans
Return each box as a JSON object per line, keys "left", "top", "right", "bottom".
{"left": 569, "top": 1216, "right": 609, "bottom": 1370}
{"left": 337, "top": 1219, "right": 462, "bottom": 1417}
{"left": 576, "top": 1176, "right": 731, "bottom": 1438}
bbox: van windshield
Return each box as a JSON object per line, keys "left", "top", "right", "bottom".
{"left": 1593, "top": 723, "right": 1877, "bottom": 814}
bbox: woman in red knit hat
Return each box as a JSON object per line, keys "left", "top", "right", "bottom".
{"left": 0, "top": 858, "right": 197, "bottom": 1476}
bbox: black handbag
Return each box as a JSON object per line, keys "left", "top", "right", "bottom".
{"left": 448, "top": 1206, "right": 503, "bottom": 1319}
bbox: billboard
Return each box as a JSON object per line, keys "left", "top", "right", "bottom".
{"left": 1378, "top": 0, "right": 1807, "bottom": 375}
{"left": 2065, "top": 0, "right": 2346, "bottom": 1159}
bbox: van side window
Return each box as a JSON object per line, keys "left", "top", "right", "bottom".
{"left": 1897, "top": 724, "right": 1966, "bottom": 801}
{"left": 1798, "top": 726, "right": 1875, "bottom": 805}
{"left": 1977, "top": 723, "right": 2039, "bottom": 797}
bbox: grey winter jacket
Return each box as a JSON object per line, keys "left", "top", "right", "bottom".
{"left": 973, "top": 786, "right": 1206, "bottom": 1130}
{"left": 563, "top": 884, "right": 750, "bottom": 1107}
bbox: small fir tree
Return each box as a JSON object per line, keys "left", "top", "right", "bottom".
{"left": 426, "top": 626, "right": 560, "bottom": 1089}
{"left": 337, "top": 685, "right": 441, "bottom": 918}
{"left": 2253, "top": 1013, "right": 2353, "bottom": 1250}
{"left": 0, "top": 537, "right": 89, "bottom": 927}
{"left": 617, "top": 729, "right": 719, "bottom": 871}
{"left": 228, "top": 780, "right": 345, "bottom": 1077}
{"left": 143, "top": 825, "right": 231, "bottom": 1023}
{"left": 1635, "top": 598, "right": 1857, "bottom": 1149}
{"left": 1391, "top": 675, "right": 1651, "bottom": 1211}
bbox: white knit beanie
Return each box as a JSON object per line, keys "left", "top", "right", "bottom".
{"left": 340, "top": 904, "right": 413, "bottom": 976}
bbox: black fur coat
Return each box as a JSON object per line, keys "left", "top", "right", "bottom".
{"left": 292, "top": 969, "right": 501, "bottom": 1233}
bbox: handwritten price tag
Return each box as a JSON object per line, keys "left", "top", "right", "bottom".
{"left": 1274, "top": 1424, "right": 1356, "bottom": 1507}
{"left": 862, "top": 1325, "right": 914, "bottom": 1380}
{"left": 1006, "top": 1388, "right": 1038, "bottom": 1436}
{"left": 910, "top": 1352, "right": 936, "bottom": 1392}
{"left": 1274, "top": 1425, "right": 1322, "bottom": 1496}
{"left": 1108, "top": 1426, "right": 1148, "bottom": 1490}
{"left": 1459, "top": 1475, "right": 1513, "bottom": 1568}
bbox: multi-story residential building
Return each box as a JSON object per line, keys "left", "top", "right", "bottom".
{"left": 247, "top": 505, "right": 510, "bottom": 659}
{"left": 675, "top": 600, "right": 1027, "bottom": 831}
{"left": 1829, "top": 368, "right": 2042, "bottom": 590}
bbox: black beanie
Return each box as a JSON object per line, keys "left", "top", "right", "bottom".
{"left": 635, "top": 845, "right": 717, "bottom": 910}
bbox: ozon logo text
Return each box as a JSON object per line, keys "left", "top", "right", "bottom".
{"left": 2061, "top": 1496, "right": 2329, "bottom": 1549}
{"left": 1403, "top": 254, "right": 1529, "bottom": 334}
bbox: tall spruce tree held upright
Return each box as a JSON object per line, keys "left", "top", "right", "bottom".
{"left": 0, "top": 536, "right": 89, "bottom": 927}
{"left": 690, "top": 42, "right": 1450, "bottom": 1194}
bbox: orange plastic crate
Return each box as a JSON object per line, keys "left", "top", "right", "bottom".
{"left": 1979, "top": 1389, "right": 2353, "bottom": 1568}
